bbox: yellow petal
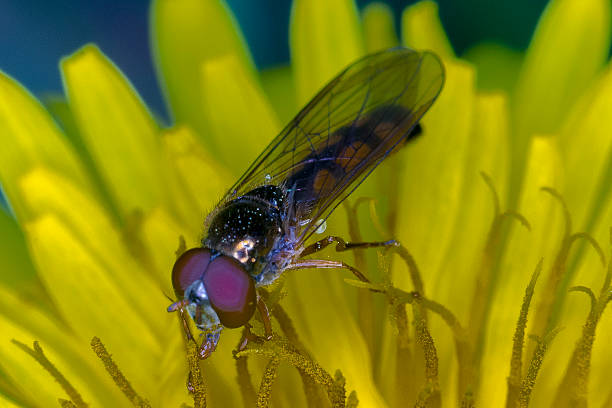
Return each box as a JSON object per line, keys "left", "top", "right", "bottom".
{"left": 151, "top": 0, "right": 254, "bottom": 136}
{"left": 161, "top": 125, "right": 232, "bottom": 229}
{"left": 61, "top": 44, "right": 166, "bottom": 219}
{"left": 41, "top": 95, "right": 82, "bottom": 151}
{"left": 201, "top": 54, "right": 281, "bottom": 170}
{"left": 0, "top": 394, "right": 22, "bottom": 407}
{"left": 19, "top": 167, "right": 167, "bottom": 332}
{"left": 284, "top": 270, "right": 388, "bottom": 408}
{"left": 290, "top": 0, "right": 364, "bottom": 104}
{"left": 139, "top": 207, "right": 192, "bottom": 294}
{"left": 24, "top": 214, "right": 164, "bottom": 396}
{"left": 560, "top": 64, "right": 612, "bottom": 233}
{"left": 0, "top": 285, "right": 125, "bottom": 406}
{"left": 396, "top": 59, "right": 476, "bottom": 290}
{"left": 0, "top": 209, "right": 37, "bottom": 288}
{"left": 462, "top": 42, "right": 523, "bottom": 93}
{"left": 513, "top": 0, "right": 610, "bottom": 163}
{"left": 362, "top": 2, "right": 399, "bottom": 53}
{"left": 260, "top": 65, "right": 298, "bottom": 125}
{"left": 437, "top": 92, "right": 510, "bottom": 320}
{"left": 512, "top": 136, "right": 565, "bottom": 284}
{"left": 484, "top": 136, "right": 566, "bottom": 406}
{"left": 0, "top": 72, "right": 90, "bottom": 221}
{"left": 156, "top": 325, "right": 190, "bottom": 406}
{"left": 401, "top": 1, "right": 454, "bottom": 58}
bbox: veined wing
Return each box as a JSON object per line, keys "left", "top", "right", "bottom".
{"left": 218, "top": 47, "right": 444, "bottom": 243}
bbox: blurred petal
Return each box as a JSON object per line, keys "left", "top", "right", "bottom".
{"left": 24, "top": 214, "right": 164, "bottom": 396}
{"left": 396, "top": 60, "right": 476, "bottom": 289}
{"left": 61, "top": 45, "right": 166, "bottom": 219}
{"left": 0, "top": 395, "right": 22, "bottom": 408}
{"left": 284, "top": 271, "right": 388, "bottom": 408}
{"left": 437, "top": 92, "right": 510, "bottom": 319}
{"left": 290, "top": 0, "right": 364, "bottom": 104}
{"left": 161, "top": 126, "right": 232, "bottom": 229}
{"left": 261, "top": 65, "right": 297, "bottom": 125}
{"left": 201, "top": 54, "right": 280, "bottom": 169}
{"left": 151, "top": 0, "right": 254, "bottom": 135}
{"left": 0, "top": 285, "right": 125, "bottom": 406}
{"left": 462, "top": 42, "right": 523, "bottom": 93}
{"left": 0, "top": 72, "right": 90, "bottom": 221}
{"left": 401, "top": 1, "right": 454, "bottom": 58}
{"left": 511, "top": 136, "right": 565, "bottom": 290}
{"left": 140, "top": 207, "right": 191, "bottom": 294}
{"left": 490, "top": 136, "right": 566, "bottom": 406}
{"left": 19, "top": 167, "right": 167, "bottom": 332}
{"left": 560, "top": 64, "right": 612, "bottom": 235}
{"left": 362, "top": 2, "right": 399, "bottom": 53}
{"left": 513, "top": 0, "right": 610, "bottom": 170}
{"left": 0, "top": 209, "right": 37, "bottom": 288}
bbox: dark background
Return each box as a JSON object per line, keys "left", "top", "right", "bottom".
{"left": 0, "top": 0, "right": 549, "bottom": 120}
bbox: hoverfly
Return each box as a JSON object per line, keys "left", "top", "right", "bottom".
{"left": 168, "top": 47, "right": 444, "bottom": 358}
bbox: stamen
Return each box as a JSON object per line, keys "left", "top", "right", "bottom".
{"left": 552, "top": 245, "right": 612, "bottom": 407}
{"left": 90, "top": 337, "right": 151, "bottom": 408}
{"left": 568, "top": 232, "right": 606, "bottom": 266}
{"left": 256, "top": 357, "right": 281, "bottom": 408}
{"left": 236, "top": 337, "right": 347, "bottom": 408}
{"left": 184, "top": 338, "right": 206, "bottom": 407}
{"left": 58, "top": 399, "right": 78, "bottom": 408}
{"left": 346, "top": 391, "right": 359, "bottom": 408}
{"left": 480, "top": 171, "right": 500, "bottom": 217}
{"left": 506, "top": 259, "right": 543, "bottom": 408}
{"left": 541, "top": 187, "right": 571, "bottom": 235}
{"left": 12, "top": 340, "right": 88, "bottom": 408}
{"left": 519, "top": 328, "right": 562, "bottom": 407}
{"left": 529, "top": 189, "right": 605, "bottom": 358}
{"left": 412, "top": 300, "right": 441, "bottom": 407}
{"left": 235, "top": 328, "right": 256, "bottom": 408}
{"left": 348, "top": 272, "right": 471, "bottom": 406}
{"left": 263, "top": 291, "right": 327, "bottom": 407}
{"left": 466, "top": 174, "right": 530, "bottom": 396}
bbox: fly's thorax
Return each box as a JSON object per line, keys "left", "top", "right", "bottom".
{"left": 255, "top": 223, "right": 302, "bottom": 286}
{"left": 204, "top": 185, "right": 285, "bottom": 276}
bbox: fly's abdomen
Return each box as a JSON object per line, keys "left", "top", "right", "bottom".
{"left": 287, "top": 105, "right": 422, "bottom": 203}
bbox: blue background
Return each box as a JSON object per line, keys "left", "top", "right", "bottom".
{"left": 0, "top": 0, "right": 549, "bottom": 120}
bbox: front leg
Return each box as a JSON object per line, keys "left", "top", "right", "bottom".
{"left": 287, "top": 259, "right": 375, "bottom": 285}
{"left": 300, "top": 235, "right": 398, "bottom": 257}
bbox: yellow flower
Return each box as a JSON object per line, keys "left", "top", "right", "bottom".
{"left": 1, "top": 0, "right": 611, "bottom": 407}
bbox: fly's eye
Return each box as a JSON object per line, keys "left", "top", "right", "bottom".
{"left": 203, "top": 256, "right": 256, "bottom": 328}
{"left": 172, "top": 248, "right": 211, "bottom": 299}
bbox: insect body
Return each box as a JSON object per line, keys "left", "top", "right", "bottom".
{"left": 168, "top": 47, "right": 445, "bottom": 358}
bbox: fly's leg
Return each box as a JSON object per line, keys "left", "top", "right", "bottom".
{"left": 168, "top": 299, "right": 197, "bottom": 344}
{"left": 300, "top": 235, "right": 399, "bottom": 257}
{"left": 257, "top": 294, "right": 273, "bottom": 340}
{"left": 169, "top": 301, "right": 220, "bottom": 360}
{"left": 287, "top": 259, "right": 384, "bottom": 289}
{"left": 198, "top": 332, "right": 220, "bottom": 360}
{"left": 236, "top": 294, "right": 274, "bottom": 353}
{"left": 236, "top": 323, "right": 266, "bottom": 353}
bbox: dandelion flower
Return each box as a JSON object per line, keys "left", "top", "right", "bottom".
{"left": 1, "top": 0, "right": 612, "bottom": 407}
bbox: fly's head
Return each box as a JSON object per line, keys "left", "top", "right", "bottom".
{"left": 167, "top": 247, "right": 257, "bottom": 358}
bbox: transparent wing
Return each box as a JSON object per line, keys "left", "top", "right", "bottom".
{"left": 219, "top": 47, "right": 444, "bottom": 244}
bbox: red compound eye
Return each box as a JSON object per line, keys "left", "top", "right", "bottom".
{"left": 171, "top": 248, "right": 211, "bottom": 299}
{"left": 203, "top": 256, "right": 256, "bottom": 328}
